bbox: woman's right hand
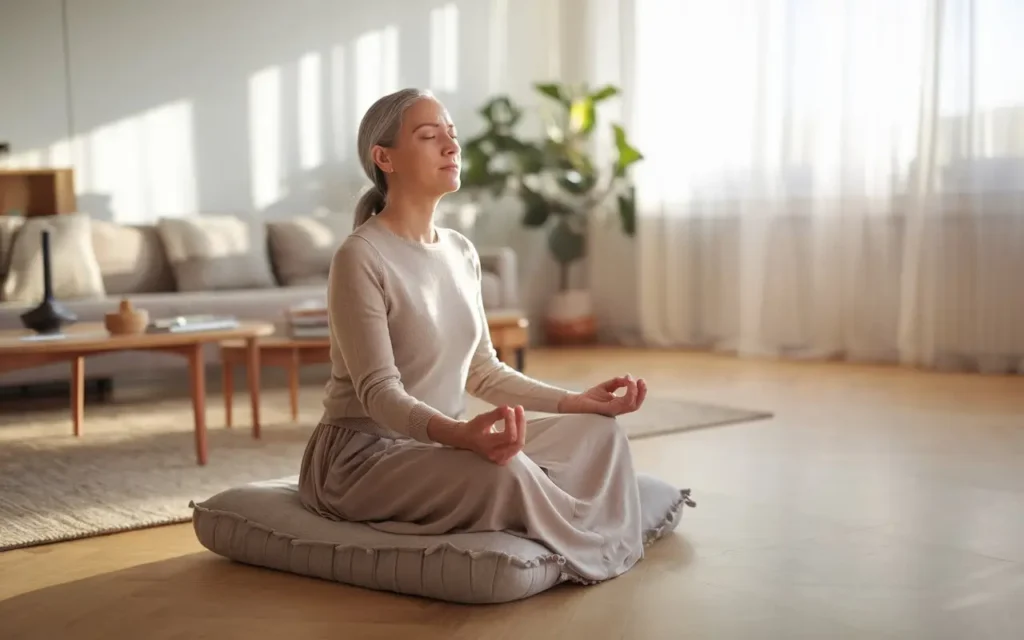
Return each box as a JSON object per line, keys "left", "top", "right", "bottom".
{"left": 459, "top": 405, "right": 526, "bottom": 465}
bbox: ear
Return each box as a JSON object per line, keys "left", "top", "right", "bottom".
{"left": 371, "top": 145, "right": 394, "bottom": 174}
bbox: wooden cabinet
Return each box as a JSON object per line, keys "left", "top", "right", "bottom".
{"left": 0, "top": 168, "right": 77, "bottom": 217}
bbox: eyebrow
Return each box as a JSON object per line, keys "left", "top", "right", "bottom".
{"left": 413, "top": 123, "right": 455, "bottom": 133}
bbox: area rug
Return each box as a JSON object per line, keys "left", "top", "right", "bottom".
{"left": 0, "top": 381, "right": 770, "bottom": 552}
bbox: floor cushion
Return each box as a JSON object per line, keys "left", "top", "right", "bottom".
{"left": 190, "top": 474, "right": 693, "bottom": 604}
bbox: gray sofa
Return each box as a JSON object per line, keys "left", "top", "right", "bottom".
{"left": 0, "top": 212, "right": 519, "bottom": 388}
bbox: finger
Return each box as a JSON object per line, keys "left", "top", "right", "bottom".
{"left": 476, "top": 405, "right": 506, "bottom": 432}
{"left": 598, "top": 376, "right": 628, "bottom": 393}
{"left": 503, "top": 406, "right": 517, "bottom": 444}
{"left": 626, "top": 375, "right": 638, "bottom": 408}
{"left": 636, "top": 378, "right": 648, "bottom": 408}
{"left": 515, "top": 405, "right": 527, "bottom": 449}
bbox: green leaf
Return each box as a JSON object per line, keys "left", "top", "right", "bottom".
{"left": 617, "top": 185, "right": 637, "bottom": 236}
{"left": 612, "top": 124, "right": 643, "bottom": 177}
{"left": 513, "top": 141, "right": 546, "bottom": 174}
{"left": 520, "top": 186, "right": 551, "bottom": 227}
{"left": 547, "top": 218, "right": 586, "bottom": 265}
{"left": 569, "top": 98, "right": 596, "bottom": 135}
{"left": 535, "top": 83, "right": 571, "bottom": 107}
{"left": 479, "top": 95, "right": 521, "bottom": 130}
{"left": 590, "top": 85, "right": 620, "bottom": 103}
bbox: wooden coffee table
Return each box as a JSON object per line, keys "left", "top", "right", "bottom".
{"left": 0, "top": 321, "right": 275, "bottom": 465}
{"left": 220, "top": 311, "right": 531, "bottom": 426}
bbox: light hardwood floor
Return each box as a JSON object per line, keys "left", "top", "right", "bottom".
{"left": 2, "top": 348, "right": 1023, "bottom": 639}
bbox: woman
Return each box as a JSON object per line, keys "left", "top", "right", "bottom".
{"left": 299, "top": 88, "right": 687, "bottom": 585}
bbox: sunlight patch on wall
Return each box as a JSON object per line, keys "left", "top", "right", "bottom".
{"left": 354, "top": 26, "right": 400, "bottom": 129}
{"left": 140, "top": 101, "right": 198, "bottom": 220}
{"left": 48, "top": 136, "right": 86, "bottom": 173}
{"left": 488, "top": 0, "right": 508, "bottom": 94}
{"left": 298, "top": 52, "right": 323, "bottom": 171}
{"left": 87, "top": 99, "right": 196, "bottom": 223}
{"left": 0, "top": 149, "right": 44, "bottom": 169}
{"left": 430, "top": 3, "right": 459, "bottom": 93}
{"left": 330, "top": 45, "right": 348, "bottom": 161}
{"left": 249, "top": 65, "right": 284, "bottom": 210}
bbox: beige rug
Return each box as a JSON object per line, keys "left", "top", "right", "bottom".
{"left": 0, "top": 381, "right": 770, "bottom": 552}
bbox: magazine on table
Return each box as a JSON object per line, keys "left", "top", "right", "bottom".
{"left": 145, "top": 315, "right": 239, "bottom": 334}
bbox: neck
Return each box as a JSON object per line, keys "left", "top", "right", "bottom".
{"left": 377, "top": 189, "right": 440, "bottom": 243}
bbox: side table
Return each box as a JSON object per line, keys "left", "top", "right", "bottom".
{"left": 220, "top": 337, "right": 330, "bottom": 425}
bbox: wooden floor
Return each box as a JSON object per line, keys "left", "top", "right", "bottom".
{"left": 1, "top": 348, "right": 1023, "bottom": 639}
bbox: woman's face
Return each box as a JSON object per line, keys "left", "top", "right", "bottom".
{"left": 373, "top": 97, "right": 461, "bottom": 196}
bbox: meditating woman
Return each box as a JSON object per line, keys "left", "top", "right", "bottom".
{"left": 298, "top": 88, "right": 691, "bottom": 585}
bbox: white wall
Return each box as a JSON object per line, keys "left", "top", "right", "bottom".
{"left": 2, "top": 0, "right": 531, "bottom": 218}
{"left": 0, "top": 0, "right": 70, "bottom": 171}
{"left": 0, "top": 0, "right": 638, "bottom": 340}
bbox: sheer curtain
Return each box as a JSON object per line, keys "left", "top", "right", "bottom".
{"left": 615, "top": 0, "right": 1024, "bottom": 372}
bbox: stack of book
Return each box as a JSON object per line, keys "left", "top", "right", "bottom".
{"left": 285, "top": 303, "right": 329, "bottom": 339}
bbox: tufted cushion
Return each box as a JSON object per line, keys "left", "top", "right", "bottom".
{"left": 191, "top": 474, "right": 691, "bottom": 604}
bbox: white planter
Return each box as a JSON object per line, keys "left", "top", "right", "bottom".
{"left": 544, "top": 289, "right": 598, "bottom": 345}
{"left": 546, "top": 289, "right": 593, "bottom": 322}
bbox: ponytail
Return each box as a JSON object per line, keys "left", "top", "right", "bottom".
{"left": 353, "top": 183, "right": 386, "bottom": 230}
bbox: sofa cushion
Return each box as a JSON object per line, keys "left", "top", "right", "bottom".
{"left": 1, "top": 213, "right": 105, "bottom": 303}
{"left": 266, "top": 213, "right": 351, "bottom": 286}
{"left": 157, "top": 215, "right": 277, "bottom": 292}
{"left": 91, "top": 219, "right": 176, "bottom": 295}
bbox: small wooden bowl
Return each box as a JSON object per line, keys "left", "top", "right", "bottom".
{"left": 105, "top": 299, "right": 149, "bottom": 335}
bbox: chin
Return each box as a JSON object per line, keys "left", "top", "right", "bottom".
{"left": 438, "top": 177, "right": 461, "bottom": 194}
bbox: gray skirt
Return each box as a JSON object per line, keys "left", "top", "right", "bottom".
{"left": 298, "top": 413, "right": 655, "bottom": 584}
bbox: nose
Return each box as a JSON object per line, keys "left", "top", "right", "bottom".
{"left": 442, "top": 133, "right": 459, "bottom": 156}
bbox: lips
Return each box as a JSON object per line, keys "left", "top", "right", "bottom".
{"left": 441, "top": 164, "right": 459, "bottom": 171}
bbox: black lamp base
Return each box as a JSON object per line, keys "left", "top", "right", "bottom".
{"left": 20, "top": 297, "right": 78, "bottom": 334}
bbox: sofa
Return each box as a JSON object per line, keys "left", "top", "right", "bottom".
{"left": 0, "top": 212, "right": 519, "bottom": 388}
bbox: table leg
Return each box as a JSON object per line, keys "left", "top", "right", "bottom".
{"left": 188, "top": 344, "right": 208, "bottom": 465}
{"left": 222, "top": 359, "right": 233, "bottom": 428}
{"left": 71, "top": 357, "right": 84, "bottom": 436}
{"left": 515, "top": 348, "right": 525, "bottom": 372}
{"left": 289, "top": 348, "right": 300, "bottom": 422}
{"left": 246, "top": 338, "right": 261, "bottom": 438}
{"left": 497, "top": 348, "right": 514, "bottom": 367}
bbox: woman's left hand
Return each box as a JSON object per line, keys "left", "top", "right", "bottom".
{"left": 558, "top": 374, "right": 647, "bottom": 417}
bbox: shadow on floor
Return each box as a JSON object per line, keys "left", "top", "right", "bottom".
{"left": 0, "top": 534, "right": 697, "bottom": 637}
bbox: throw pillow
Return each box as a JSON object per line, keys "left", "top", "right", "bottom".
{"left": 91, "top": 219, "right": 176, "bottom": 295}
{"left": 156, "top": 215, "right": 277, "bottom": 292}
{"left": 1, "top": 213, "right": 106, "bottom": 303}
{"left": 266, "top": 213, "right": 352, "bottom": 286}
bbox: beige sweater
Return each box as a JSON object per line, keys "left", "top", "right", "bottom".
{"left": 320, "top": 215, "right": 571, "bottom": 443}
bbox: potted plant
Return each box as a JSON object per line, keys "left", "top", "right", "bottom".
{"left": 459, "top": 82, "right": 644, "bottom": 344}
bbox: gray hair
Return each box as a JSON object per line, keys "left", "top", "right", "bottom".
{"left": 352, "top": 88, "right": 434, "bottom": 229}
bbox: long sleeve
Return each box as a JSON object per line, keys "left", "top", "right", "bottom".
{"left": 326, "top": 237, "right": 449, "bottom": 443}
{"left": 463, "top": 250, "right": 573, "bottom": 413}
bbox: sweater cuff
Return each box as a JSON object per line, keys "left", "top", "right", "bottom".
{"left": 407, "top": 402, "right": 446, "bottom": 444}
{"left": 533, "top": 388, "right": 574, "bottom": 414}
